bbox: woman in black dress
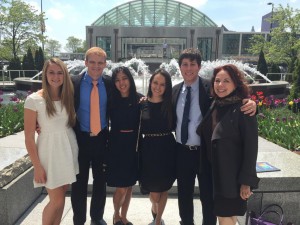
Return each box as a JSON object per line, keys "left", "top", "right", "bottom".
{"left": 140, "top": 69, "right": 176, "bottom": 225}
{"left": 107, "top": 66, "right": 142, "bottom": 225}
{"left": 197, "top": 64, "right": 259, "bottom": 225}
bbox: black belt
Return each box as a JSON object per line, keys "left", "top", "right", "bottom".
{"left": 179, "top": 143, "right": 200, "bottom": 151}
{"left": 144, "top": 132, "right": 172, "bottom": 137}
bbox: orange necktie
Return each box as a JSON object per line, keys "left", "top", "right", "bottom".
{"left": 90, "top": 80, "right": 101, "bottom": 135}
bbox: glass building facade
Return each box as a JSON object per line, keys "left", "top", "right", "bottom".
{"left": 86, "top": 0, "right": 268, "bottom": 64}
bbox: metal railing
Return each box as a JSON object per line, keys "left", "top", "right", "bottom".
{"left": 0, "top": 70, "right": 39, "bottom": 86}
{"left": 266, "top": 73, "right": 293, "bottom": 82}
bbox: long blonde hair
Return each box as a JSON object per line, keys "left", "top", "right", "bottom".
{"left": 42, "top": 58, "right": 76, "bottom": 127}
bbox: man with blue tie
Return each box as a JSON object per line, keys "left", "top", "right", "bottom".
{"left": 71, "top": 47, "right": 111, "bottom": 225}
{"left": 172, "top": 48, "right": 256, "bottom": 225}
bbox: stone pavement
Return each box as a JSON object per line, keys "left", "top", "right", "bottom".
{"left": 14, "top": 194, "right": 204, "bottom": 225}
{"left": 2, "top": 131, "right": 300, "bottom": 224}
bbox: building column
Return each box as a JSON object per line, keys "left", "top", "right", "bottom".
{"left": 190, "top": 29, "right": 195, "bottom": 48}
{"left": 88, "top": 28, "right": 93, "bottom": 48}
{"left": 114, "top": 29, "right": 119, "bottom": 62}
{"left": 215, "top": 29, "right": 221, "bottom": 60}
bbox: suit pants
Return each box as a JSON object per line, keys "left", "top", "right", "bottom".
{"left": 176, "top": 143, "right": 216, "bottom": 225}
{"left": 71, "top": 129, "right": 108, "bottom": 225}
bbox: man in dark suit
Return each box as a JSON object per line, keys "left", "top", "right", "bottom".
{"left": 172, "top": 48, "right": 256, "bottom": 225}
{"left": 71, "top": 47, "right": 111, "bottom": 225}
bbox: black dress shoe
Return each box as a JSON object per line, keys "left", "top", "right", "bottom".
{"left": 91, "top": 218, "right": 107, "bottom": 225}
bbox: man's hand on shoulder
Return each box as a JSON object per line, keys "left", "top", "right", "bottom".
{"left": 240, "top": 99, "right": 257, "bottom": 116}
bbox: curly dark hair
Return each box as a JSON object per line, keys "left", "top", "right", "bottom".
{"left": 178, "top": 48, "right": 202, "bottom": 67}
{"left": 211, "top": 64, "right": 251, "bottom": 99}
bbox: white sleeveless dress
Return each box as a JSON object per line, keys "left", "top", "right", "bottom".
{"left": 24, "top": 92, "right": 79, "bottom": 189}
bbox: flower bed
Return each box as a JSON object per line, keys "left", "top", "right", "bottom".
{"left": 0, "top": 90, "right": 28, "bottom": 138}
{"left": 1, "top": 89, "right": 299, "bottom": 151}
{"left": 252, "top": 91, "right": 300, "bottom": 151}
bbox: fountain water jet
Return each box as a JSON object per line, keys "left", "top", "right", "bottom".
{"left": 11, "top": 58, "right": 288, "bottom": 98}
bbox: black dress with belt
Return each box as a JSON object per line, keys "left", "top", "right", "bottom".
{"left": 139, "top": 101, "right": 176, "bottom": 192}
{"left": 106, "top": 97, "right": 140, "bottom": 187}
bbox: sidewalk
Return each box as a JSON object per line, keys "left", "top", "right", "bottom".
{"left": 15, "top": 194, "right": 204, "bottom": 225}
{"left": 2, "top": 131, "right": 298, "bottom": 224}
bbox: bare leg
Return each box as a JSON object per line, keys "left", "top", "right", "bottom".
{"left": 121, "top": 186, "right": 133, "bottom": 224}
{"left": 218, "top": 216, "right": 237, "bottom": 225}
{"left": 150, "top": 191, "right": 168, "bottom": 225}
{"left": 42, "top": 185, "right": 68, "bottom": 225}
{"left": 113, "top": 187, "right": 127, "bottom": 223}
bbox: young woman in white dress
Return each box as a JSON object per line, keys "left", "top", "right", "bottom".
{"left": 24, "top": 58, "right": 79, "bottom": 225}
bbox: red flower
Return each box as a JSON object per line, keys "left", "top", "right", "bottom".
{"left": 251, "top": 95, "right": 257, "bottom": 101}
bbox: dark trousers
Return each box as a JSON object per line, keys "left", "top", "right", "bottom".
{"left": 71, "top": 129, "right": 108, "bottom": 225}
{"left": 176, "top": 144, "right": 216, "bottom": 225}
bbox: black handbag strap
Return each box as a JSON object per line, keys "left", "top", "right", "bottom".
{"left": 259, "top": 205, "right": 284, "bottom": 225}
{"left": 262, "top": 204, "right": 283, "bottom": 215}
{"left": 136, "top": 109, "right": 142, "bottom": 152}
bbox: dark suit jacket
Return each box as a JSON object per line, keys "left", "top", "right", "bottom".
{"left": 172, "top": 76, "right": 212, "bottom": 131}
{"left": 71, "top": 73, "right": 112, "bottom": 135}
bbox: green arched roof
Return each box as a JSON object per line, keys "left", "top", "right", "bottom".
{"left": 92, "top": 0, "right": 217, "bottom": 27}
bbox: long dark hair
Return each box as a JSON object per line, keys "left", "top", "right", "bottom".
{"left": 211, "top": 64, "right": 250, "bottom": 99}
{"left": 110, "top": 66, "right": 139, "bottom": 109}
{"left": 147, "top": 68, "right": 173, "bottom": 129}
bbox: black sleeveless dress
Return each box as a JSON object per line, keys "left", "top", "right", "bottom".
{"left": 106, "top": 97, "right": 140, "bottom": 187}
{"left": 139, "top": 101, "right": 176, "bottom": 192}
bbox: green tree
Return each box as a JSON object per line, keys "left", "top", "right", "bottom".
{"left": 269, "top": 63, "right": 281, "bottom": 74}
{"left": 248, "top": 4, "right": 300, "bottom": 72}
{"left": 25, "top": 47, "right": 35, "bottom": 76}
{"left": 45, "top": 39, "right": 61, "bottom": 57}
{"left": 8, "top": 57, "right": 21, "bottom": 80}
{"left": 290, "top": 58, "right": 300, "bottom": 99}
{"left": 77, "top": 40, "right": 88, "bottom": 53}
{"left": 1, "top": 0, "right": 44, "bottom": 60}
{"left": 65, "top": 36, "right": 82, "bottom": 53}
{"left": 268, "top": 63, "right": 282, "bottom": 81}
{"left": 22, "top": 54, "right": 29, "bottom": 74}
{"left": 35, "top": 47, "right": 44, "bottom": 71}
{"left": 257, "top": 49, "right": 268, "bottom": 76}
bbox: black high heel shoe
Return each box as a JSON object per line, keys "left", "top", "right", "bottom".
{"left": 113, "top": 216, "right": 124, "bottom": 225}
{"left": 120, "top": 218, "right": 133, "bottom": 225}
{"left": 151, "top": 210, "right": 157, "bottom": 220}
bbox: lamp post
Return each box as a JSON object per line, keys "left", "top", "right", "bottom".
{"left": 40, "top": 0, "right": 45, "bottom": 51}
{"left": 267, "top": 2, "right": 274, "bottom": 37}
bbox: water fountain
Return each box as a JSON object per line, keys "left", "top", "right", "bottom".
{"left": 198, "top": 60, "right": 289, "bottom": 98}
{"left": 13, "top": 60, "right": 86, "bottom": 92}
{"left": 5, "top": 58, "right": 290, "bottom": 106}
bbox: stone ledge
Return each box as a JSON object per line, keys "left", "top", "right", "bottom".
{"left": 243, "top": 142, "right": 300, "bottom": 225}
{"left": 0, "top": 167, "right": 42, "bottom": 225}
{"left": 0, "top": 154, "right": 32, "bottom": 188}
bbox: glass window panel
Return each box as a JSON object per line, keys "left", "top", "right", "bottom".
{"left": 222, "top": 34, "right": 240, "bottom": 56}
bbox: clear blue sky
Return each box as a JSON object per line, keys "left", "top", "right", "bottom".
{"left": 25, "top": 0, "right": 298, "bottom": 51}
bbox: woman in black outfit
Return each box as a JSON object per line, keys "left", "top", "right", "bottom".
{"left": 139, "top": 69, "right": 176, "bottom": 225}
{"left": 197, "top": 64, "right": 259, "bottom": 225}
{"left": 106, "top": 66, "right": 142, "bottom": 225}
